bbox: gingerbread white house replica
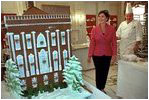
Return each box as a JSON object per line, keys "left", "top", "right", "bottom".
{"left": 4, "top": 7, "right": 71, "bottom": 90}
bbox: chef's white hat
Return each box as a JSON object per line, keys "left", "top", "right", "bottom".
{"left": 126, "top": 3, "right": 133, "bottom": 14}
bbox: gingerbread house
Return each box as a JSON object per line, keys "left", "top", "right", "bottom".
{"left": 4, "top": 6, "right": 71, "bottom": 90}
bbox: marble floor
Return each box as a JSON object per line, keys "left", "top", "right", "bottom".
{"left": 83, "top": 64, "right": 122, "bottom": 99}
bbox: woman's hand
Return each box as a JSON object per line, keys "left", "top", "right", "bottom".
{"left": 111, "top": 55, "right": 117, "bottom": 64}
{"left": 87, "top": 57, "right": 91, "bottom": 63}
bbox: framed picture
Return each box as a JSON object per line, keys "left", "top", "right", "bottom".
{"left": 86, "top": 15, "right": 96, "bottom": 38}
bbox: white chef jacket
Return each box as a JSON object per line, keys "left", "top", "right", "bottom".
{"left": 116, "top": 20, "right": 143, "bottom": 57}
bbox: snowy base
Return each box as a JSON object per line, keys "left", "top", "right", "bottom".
{"left": 2, "top": 81, "right": 111, "bottom": 99}
{"left": 32, "top": 87, "right": 91, "bottom": 99}
{"left": 1, "top": 81, "right": 91, "bottom": 99}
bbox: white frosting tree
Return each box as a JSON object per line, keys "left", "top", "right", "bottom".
{"left": 63, "top": 55, "right": 84, "bottom": 92}
{"left": 5, "top": 59, "right": 23, "bottom": 98}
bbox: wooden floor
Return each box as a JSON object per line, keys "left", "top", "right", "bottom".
{"left": 83, "top": 64, "right": 123, "bottom": 99}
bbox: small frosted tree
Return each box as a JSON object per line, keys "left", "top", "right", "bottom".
{"left": 63, "top": 55, "right": 84, "bottom": 92}
{"left": 5, "top": 59, "right": 23, "bottom": 97}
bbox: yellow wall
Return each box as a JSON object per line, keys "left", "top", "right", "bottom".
{"left": 2, "top": 1, "right": 18, "bottom": 14}
{"left": 1, "top": 1, "right": 26, "bottom": 15}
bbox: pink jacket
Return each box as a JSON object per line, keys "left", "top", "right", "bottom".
{"left": 88, "top": 24, "right": 117, "bottom": 57}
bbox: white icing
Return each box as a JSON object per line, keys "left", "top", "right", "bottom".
{"left": 61, "top": 31, "right": 66, "bottom": 45}
{"left": 17, "top": 55, "right": 25, "bottom": 78}
{"left": 43, "top": 75, "right": 49, "bottom": 85}
{"left": 37, "top": 33, "right": 47, "bottom": 48}
{"left": 28, "top": 53, "right": 35, "bottom": 76}
{"left": 32, "top": 77, "right": 37, "bottom": 88}
{"left": 6, "top": 33, "right": 13, "bottom": 60}
{"left": 56, "top": 30, "right": 62, "bottom": 70}
{"left": 21, "top": 32, "right": 30, "bottom": 77}
{"left": 20, "top": 80, "right": 27, "bottom": 90}
{"left": 7, "top": 32, "right": 16, "bottom": 62}
{"left": 53, "top": 50, "right": 58, "bottom": 71}
{"left": 14, "top": 35, "right": 21, "bottom": 50}
{"left": 51, "top": 32, "right": 56, "bottom": 46}
{"left": 63, "top": 49, "right": 68, "bottom": 68}
{"left": 54, "top": 72, "right": 59, "bottom": 83}
{"left": 32, "top": 87, "right": 91, "bottom": 99}
{"left": 66, "top": 29, "right": 71, "bottom": 58}
{"left": 6, "top": 22, "right": 71, "bottom": 27}
{"left": 45, "top": 30, "right": 53, "bottom": 72}
{"left": 38, "top": 49, "right": 50, "bottom": 74}
{"left": 63, "top": 56, "right": 84, "bottom": 92}
{"left": 31, "top": 31, "right": 39, "bottom": 75}
{"left": 26, "top": 34, "right": 32, "bottom": 49}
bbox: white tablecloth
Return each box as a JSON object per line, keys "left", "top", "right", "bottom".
{"left": 116, "top": 60, "right": 148, "bottom": 99}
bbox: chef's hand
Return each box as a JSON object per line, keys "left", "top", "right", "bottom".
{"left": 133, "top": 41, "right": 141, "bottom": 53}
{"left": 133, "top": 44, "right": 139, "bottom": 53}
{"left": 87, "top": 57, "right": 91, "bottom": 63}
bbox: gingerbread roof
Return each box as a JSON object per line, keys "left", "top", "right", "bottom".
{"left": 23, "top": 6, "right": 48, "bottom": 15}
